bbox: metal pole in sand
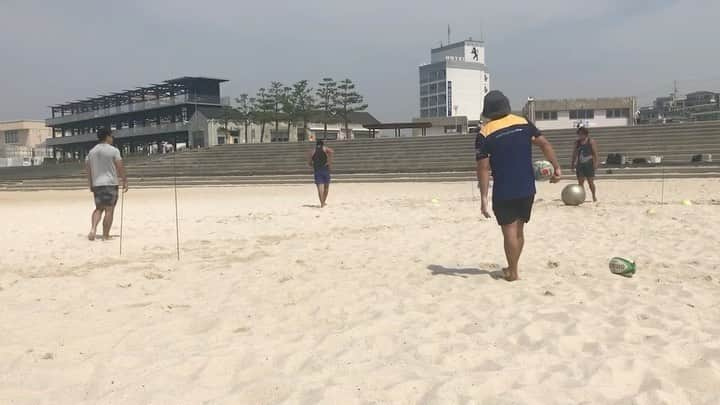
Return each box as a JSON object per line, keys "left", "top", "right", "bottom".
{"left": 119, "top": 188, "right": 125, "bottom": 256}
{"left": 660, "top": 146, "right": 666, "bottom": 206}
{"left": 173, "top": 134, "right": 181, "bottom": 261}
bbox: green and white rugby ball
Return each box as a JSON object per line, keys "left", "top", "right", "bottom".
{"left": 609, "top": 257, "right": 636, "bottom": 277}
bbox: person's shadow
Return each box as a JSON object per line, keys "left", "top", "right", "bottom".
{"left": 427, "top": 264, "right": 505, "bottom": 280}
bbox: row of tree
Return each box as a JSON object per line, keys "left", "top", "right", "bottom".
{"left": 229, "top": 78, "right": 368, "bottom": 143}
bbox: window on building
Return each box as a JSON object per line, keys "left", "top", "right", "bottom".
{"left": 430, "top": 96, "right": 438, "bottom": 106}
{"left": 438, "top": 106, "right": 447, "bottom": 116}
{"left": 606, "top": 109, "right": 629, "bottom": 118}
{"left": 420, "top": 109, "right": 429, "bottom": 118}
{"left": 447, "top": 81, "right": 453, "bottom": 116}
{"left": 4, "top": 130, "right": 19, "bottom": 144}
{"left": 536, "top": 111, "right": 558, "bottom": 121}
{"left": 429, "top": 83, "right": 437, "bottom": 94}
{"left": 437, "top": 81, "right": 446, "bottom": 94}
{"left": 438, "top": 95, "right": 447, "bottom": 105}
{"left": 429, "top": 108, "right": 438, "bottom": 117}
{"left": 420, "top": 85, "right": 429, "bottom": 96}
{"left": 438, "top": 70, "right": 446, "bottom": 81}
{"left": 421, "top": 97, "right": 429, "bottom": 108}
{"left": 569, "top": 109, "right": 594, "bottom": 120}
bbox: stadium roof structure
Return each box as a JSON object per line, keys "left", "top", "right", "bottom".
{"left": 50, "top": 77, "right": 228, "bottom": 114}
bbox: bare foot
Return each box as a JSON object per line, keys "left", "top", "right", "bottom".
{"left": 502, "top": 267, "right": 511, "bottom": 279}
{"left": 88, "top": 232, "right": 96, "bottom": 241}
{"left": 102, "top": 235, "right": 113, "bottom": 241}
{"left": 505, "top": 268, "right": 520, "bottom": 282}
{"left": 593, "top": 196, "right": 598, "bottom": 203}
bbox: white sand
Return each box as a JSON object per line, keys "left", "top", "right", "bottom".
{"left": 1, "top": 179, "right": 719, "bottom": 405}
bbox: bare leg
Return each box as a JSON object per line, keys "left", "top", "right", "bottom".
{"left": 501, "top": 220, "right": 525, "bottom": 282}
{"left": 102, "top": 206, "right": 116, "bottom": 240}
{"left": 587, "top": 178, "right": 597, "bottom": 202}
{"left": 316, "top": 184, "right": 326, "bottom": 207}
{"left": 322, "top": 183, "right": 330, "bottom": 206}
{"left": 89, "top": 208, "right": 103, "bottom": 240}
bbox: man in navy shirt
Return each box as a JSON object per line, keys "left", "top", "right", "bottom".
{"left": 476, "top": 91, "right": 561, "bottom": 281}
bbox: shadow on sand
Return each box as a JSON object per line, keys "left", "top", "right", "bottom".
{"left": 427, "top": 264, "right": 505, "bottom": 280}
{"left": 301, "top": 204, "right": 321, "bottom": 209}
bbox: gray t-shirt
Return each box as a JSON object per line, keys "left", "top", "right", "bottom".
{"left": 86, "top": 143, "right": 122, "bottom": 187}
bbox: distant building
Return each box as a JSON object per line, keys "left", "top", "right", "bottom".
{"left": 524, "top": 97, "right": 638, "bottom": 130}
{"left": 46, "top": 77, "right": 227, "bottom": 160}
{"left": 638, "top": 89, "right": 720, "bottom": 124}
{"left": 419, "top": 39, "right": 490, "bottom": 121}
{"left": 410, "top": 116, "right": 470, "bottom": 137}
{"left": 0, "top": 120, "right": 52, "bottom": 167}
{"left": 196, "top": 107, "right": 381, "bottom": 145}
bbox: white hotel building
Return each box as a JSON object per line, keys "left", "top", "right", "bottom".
{"left": 419, "top": 39, "right": 490, "bottom": 120}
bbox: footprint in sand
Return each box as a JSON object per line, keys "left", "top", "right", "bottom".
{"left": 143, "top": 272, "right": 164, "bottom": 280}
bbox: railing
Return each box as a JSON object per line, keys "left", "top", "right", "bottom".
{"left": 46, "top": 95, "right": 220, "bottom": 126}
{"left": 46, "top": 122, "right": 190, "bottom": 146}
{"left": 113, "top": 122, "right": 190, "bottom": 139}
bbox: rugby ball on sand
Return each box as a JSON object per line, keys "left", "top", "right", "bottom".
{"left": 609, "top": 257, "right": 636, "bottom": 277}
{"left": 533, "top": 160, "right": 554, "bottom": 181}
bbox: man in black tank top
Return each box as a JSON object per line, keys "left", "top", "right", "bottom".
{"left": 571, "top": 126, "right": 599, "bottom": 202}
{"left": 308, "top": 140, "right": 334, "bottom": 207}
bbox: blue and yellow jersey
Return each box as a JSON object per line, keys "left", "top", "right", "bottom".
{"left": 475, "top": 114, "right": 542, "bottom": 202}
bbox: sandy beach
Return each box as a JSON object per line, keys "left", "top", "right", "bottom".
{"left": 1, "top": 179, "right": 719, "bottom": 405}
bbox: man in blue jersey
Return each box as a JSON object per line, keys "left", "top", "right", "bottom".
{"left": 476, "top": 91, "right": 561, "bottom": 281}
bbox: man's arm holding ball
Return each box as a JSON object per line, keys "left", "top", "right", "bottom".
{"left": 532, "top": 135, "right": 562, "bottom": 183}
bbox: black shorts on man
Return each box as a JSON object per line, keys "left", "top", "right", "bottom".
{"left": 492, "top": 196, "right": 534, "bottom": 226}
{"left": 92, "top": 186, "right": 119, "bottom": 207}
{"left": 576, "top": 162, "right": 595, "bottom": 178}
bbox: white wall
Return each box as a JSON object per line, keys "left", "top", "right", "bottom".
{"left": 446, "top": 67, "right": 488, "bottom": 121}
{"left": 431, "top": 45, "right": 464, "bottom": 63}
{"left": 534, "top": 110, "right": 632, "bottom": 131}
{"left": 431, "top": 41, "right": 485, "bottom": 64}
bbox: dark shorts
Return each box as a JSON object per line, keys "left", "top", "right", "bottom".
{"left": 493, "top": 195, "right": 535, "bottom": 226}
{"left": 576, "top": 162, "right": 595, "bottom": 178}
{"left": 92, "top": 186, "right": 119, "bottom": 207}
{"left": 314, "top": 167, "right": 331, "bottom": 185}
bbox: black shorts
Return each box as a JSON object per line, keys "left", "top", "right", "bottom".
{"left": 493, "top": 196, "right": 534, "bottom": 226}
{"left": 576, "top": 162, "right": 595, "bottom": 178}
{"left": 92, "top": 186, "right": 119, "bottom": 207}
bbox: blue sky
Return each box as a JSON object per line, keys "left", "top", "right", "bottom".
{"left": 1, "top": 0, "right": 719, "bottom": 121}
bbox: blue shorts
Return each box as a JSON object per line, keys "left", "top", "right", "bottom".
{"left": 314, "top": 167, "right": 331, "bottom": 185}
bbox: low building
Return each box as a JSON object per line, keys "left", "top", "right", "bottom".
{"left": 0, "top": 120, "right": 52, "bottom": 167}
{"left": 638, "top": 90, "right": 720, "bottom": 124}
{"left": 410, "top": 116, "right": 470, "bottom": 136}
{"left": 195, "top": 107, "right": 381, "bottom": 146}
{"left": 524, "top": 97, "right": 638, "bottom": 130}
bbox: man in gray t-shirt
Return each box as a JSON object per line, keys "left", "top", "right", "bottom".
{"left": 85, "top": 128, "right": 128, "bottom": 241}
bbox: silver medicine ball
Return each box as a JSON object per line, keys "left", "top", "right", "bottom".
{"left": 562, "top": 184, "right": 586, "bottom": 206}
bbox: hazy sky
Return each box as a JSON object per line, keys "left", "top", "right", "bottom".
{"left": 1, "top": 0, "right": 719, "bottom": 122}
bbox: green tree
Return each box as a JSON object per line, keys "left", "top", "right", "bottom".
{"left": 283, "top": 80, "right": 315, "bottom": 141}
{"left": 267, "top": 81, "right": 290, "bottom": 136}
{"left": 316, "top": 78, "right": 338, "bottom": 140}
{"left": 254, "top": 88, "right": 274, "bottom": 143}
{"left": 235, "top": 94, "right": 256, "bottom": 143}
{"left": 335, "top": 79, "right": 368, "bottom": 140}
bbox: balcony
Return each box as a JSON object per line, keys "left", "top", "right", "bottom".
{"left": 46, "top": 122, "right": 190, "bottom": 146}
{"left": 46, "top": 95, "right": 220, "bottom": 126}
